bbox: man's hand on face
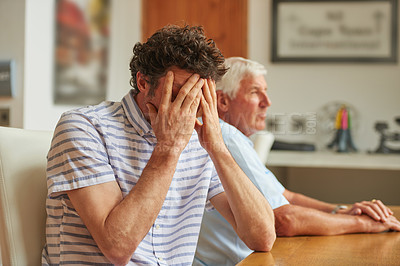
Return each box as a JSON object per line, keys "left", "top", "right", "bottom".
{"left": 147, "top": 71, "right": 204, "bottom": 154}
{"left": 195, "top": 79, "right": 226, "bottom": 155}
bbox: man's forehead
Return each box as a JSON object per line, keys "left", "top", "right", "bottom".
{"left": 241, "top": 75, "right": 267, "bottom": 90}
{"left": 172, "top": 79, "right": 185, "bottom": 89}
{"left": 168, "top": 67, "right": 195, "bottom": 89}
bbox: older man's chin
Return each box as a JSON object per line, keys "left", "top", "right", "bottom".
{"left": 257, "top": 121, "right": 267, "bottom": 131}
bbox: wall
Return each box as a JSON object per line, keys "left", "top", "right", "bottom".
{"left": 8, "top": 0, "right": 400, "bottom": 152}
{"left": 248, "top": 1, "right": 400, "bottom": 204}
{"left": 0, "top": 0, "right": 25, "bottom": 128}
{"left": 1, "top": 0, "right": 398, "bottom": 203}
{"left": 249, "top": 0, "right": 400, "bottom": 152}
{"left": 23, "top": 0, "right": 141, "bottom": 131}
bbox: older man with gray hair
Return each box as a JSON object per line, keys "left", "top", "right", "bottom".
{"left": 194, "top": 57, "right": 400, "bottom": 266}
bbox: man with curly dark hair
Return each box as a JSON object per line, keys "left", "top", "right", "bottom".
{"left": 42, "top": 25, "right": 275, "bottom": 265}
{"left": 129, "top": 25, "right": 227, "bottom": 97}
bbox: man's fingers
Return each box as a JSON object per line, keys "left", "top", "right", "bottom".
{"left": 372, "top": 200, "right": 390, "bottom": 221}
{"left": 386, "top": 216, "right": 400, "bottom": 231}
{"left": 369, "top": 203, "right": 386, "bottom": 221}
{"left": 180, "top": 78, "right": 204, "bottom": 112}
{"left": 355, "top": 201, "right": 386, "bottom": 221}
{"left": 368, "top": 200, "right": 391, "bottom": 221}
{"left": 160, "top": 71, "right": 174, "bottom": 109}
{"left": 173, "top": 74, "right": 201, "bottom": 107}
{"left": 201, "top": 79, "right": 218, "bottom": 116}
{"left": 202, "top": 79, "right": 212, "bottom": 104}
{"left": 375, "top": 200, "right": 392, "bottom": 218}
{"left": 194, "top": 117, "right": 202, "bottom": 135}
{"left": 208, "top": 79, "right": 217, "bottom": 102}
{"left": 200, "top": 94, "right": 210, "bottom": 114}
{"left": 190, "top": 89, "right": 202, "bottom": 115}
{"left": 349, "top": 208, "right": 362, "bottom": 216}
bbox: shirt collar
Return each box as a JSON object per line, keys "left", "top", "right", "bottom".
{"left": 121, "top": 90, "right": 152, "bottom": 137}
{"left": 219, "top": 119, "right": 254, "bottom": 147}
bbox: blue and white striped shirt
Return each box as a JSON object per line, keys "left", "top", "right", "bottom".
{"left": 42, "top": 90, "right": 224, "bottom": 265}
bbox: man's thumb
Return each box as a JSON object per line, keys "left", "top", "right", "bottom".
{"left": 194, "top": 118, "right": 202, "bottom": 134}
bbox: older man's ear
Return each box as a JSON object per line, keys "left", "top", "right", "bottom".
{"left": 216, "top": 90, "right": 230, "bottom": 114}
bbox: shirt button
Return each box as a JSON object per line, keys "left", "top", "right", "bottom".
{"left": 158, "top": 257, "right": 163, "bottom": 261}
{"left": 155, "top": 224, "right": 160, "bottom": 229}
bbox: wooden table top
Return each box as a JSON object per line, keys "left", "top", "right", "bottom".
{"left": 237, "top": 206, "right": 400, "bottom": 266}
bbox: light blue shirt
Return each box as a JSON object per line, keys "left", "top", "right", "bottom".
{"left": 193, "top": 120, "right": 289, "bottom": 266}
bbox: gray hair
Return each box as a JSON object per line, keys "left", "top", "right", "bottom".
{"left": 216, "top": 57, "right": 267, "bottom": 98}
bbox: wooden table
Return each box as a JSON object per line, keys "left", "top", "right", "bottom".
{"left": 237, "top": 206, "right": 400, "bottom": 266}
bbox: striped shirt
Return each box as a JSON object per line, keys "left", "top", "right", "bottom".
{"left": 42, "top": 90, "right": 224, "bottom": 265}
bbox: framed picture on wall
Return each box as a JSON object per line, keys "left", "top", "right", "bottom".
{"left": 271, "top": 0, "right": 398, "bottom": 62}
{"left": 54, "top": 0, "right": 110, "bottom": 105}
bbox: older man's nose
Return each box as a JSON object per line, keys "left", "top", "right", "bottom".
{"left": 260, "top": 92, "right": 271, "bottom": 107}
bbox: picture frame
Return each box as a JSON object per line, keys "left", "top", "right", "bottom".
{"left": 271, "top": 0, "right": 398, "bottom": 62}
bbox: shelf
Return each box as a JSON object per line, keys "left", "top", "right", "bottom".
{"left": 266, "top": 151, "right": 400, "bottom": 171}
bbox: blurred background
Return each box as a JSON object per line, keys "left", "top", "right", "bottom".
{"left": 1, "top": 0, "right": 399, "bottom": 203}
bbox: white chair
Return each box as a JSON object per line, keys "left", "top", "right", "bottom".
{"left": 0, "top": 126, "right": 53, "bottom": 266}
{"left": 250, "top": 130, "right": 275, "bottom": 165}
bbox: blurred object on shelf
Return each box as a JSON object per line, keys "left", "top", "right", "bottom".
{"left": 271, "top": 140, "right": 315, "bottom": 152}
{"left": 371, "top": 117, "right": 400, "bottom": 154}
{"left": 316, "top": 101, "right": 359, "bottom": 152}
{"left": 327, "top": 105, "right": 357, "bottom": 153}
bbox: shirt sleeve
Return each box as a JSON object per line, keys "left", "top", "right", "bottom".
{"left": 46, "top": 111, "right": 116, "bottom": 197}
{"left": 221, "top": 123, "right": 289, "bottom": 209}
{"left": 205, "top": 165, "right": 224, "bottom": 211}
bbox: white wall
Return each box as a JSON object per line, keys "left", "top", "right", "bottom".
{"left": 5, "top": 0, "right": 400, "bottom": 152}
{"left": 0, "top": 0, "right": 25, "bottom": 128}
{"left": 23, "top": 0, "right": 141, "bottom": 131}
{"left": 249, "top": 0, "right": 400, "bottom": 152}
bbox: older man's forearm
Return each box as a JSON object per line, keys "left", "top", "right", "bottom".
{"left": 273, "top": 204, "right": 398, "bottom": 237}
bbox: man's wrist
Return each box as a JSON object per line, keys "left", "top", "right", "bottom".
{"left": 331, "top": 205, "right": 348, "bottom": 214}
{"left": 206, "top": 142, "right": 230, "bottom": 158}
{"left": 153, "top": 143, "right": 184, "bottom": 158}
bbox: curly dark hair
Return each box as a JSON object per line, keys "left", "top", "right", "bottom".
{"left": 129, "top": 24, "right": 228, "bottom": 96}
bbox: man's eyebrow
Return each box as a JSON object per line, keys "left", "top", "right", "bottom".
{"left": 250, "top": 85, "right": 267, "bottom": 91}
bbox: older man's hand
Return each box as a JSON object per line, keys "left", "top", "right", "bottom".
{"left": 341, "top": 199, "right": 394, "bottom": 222}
